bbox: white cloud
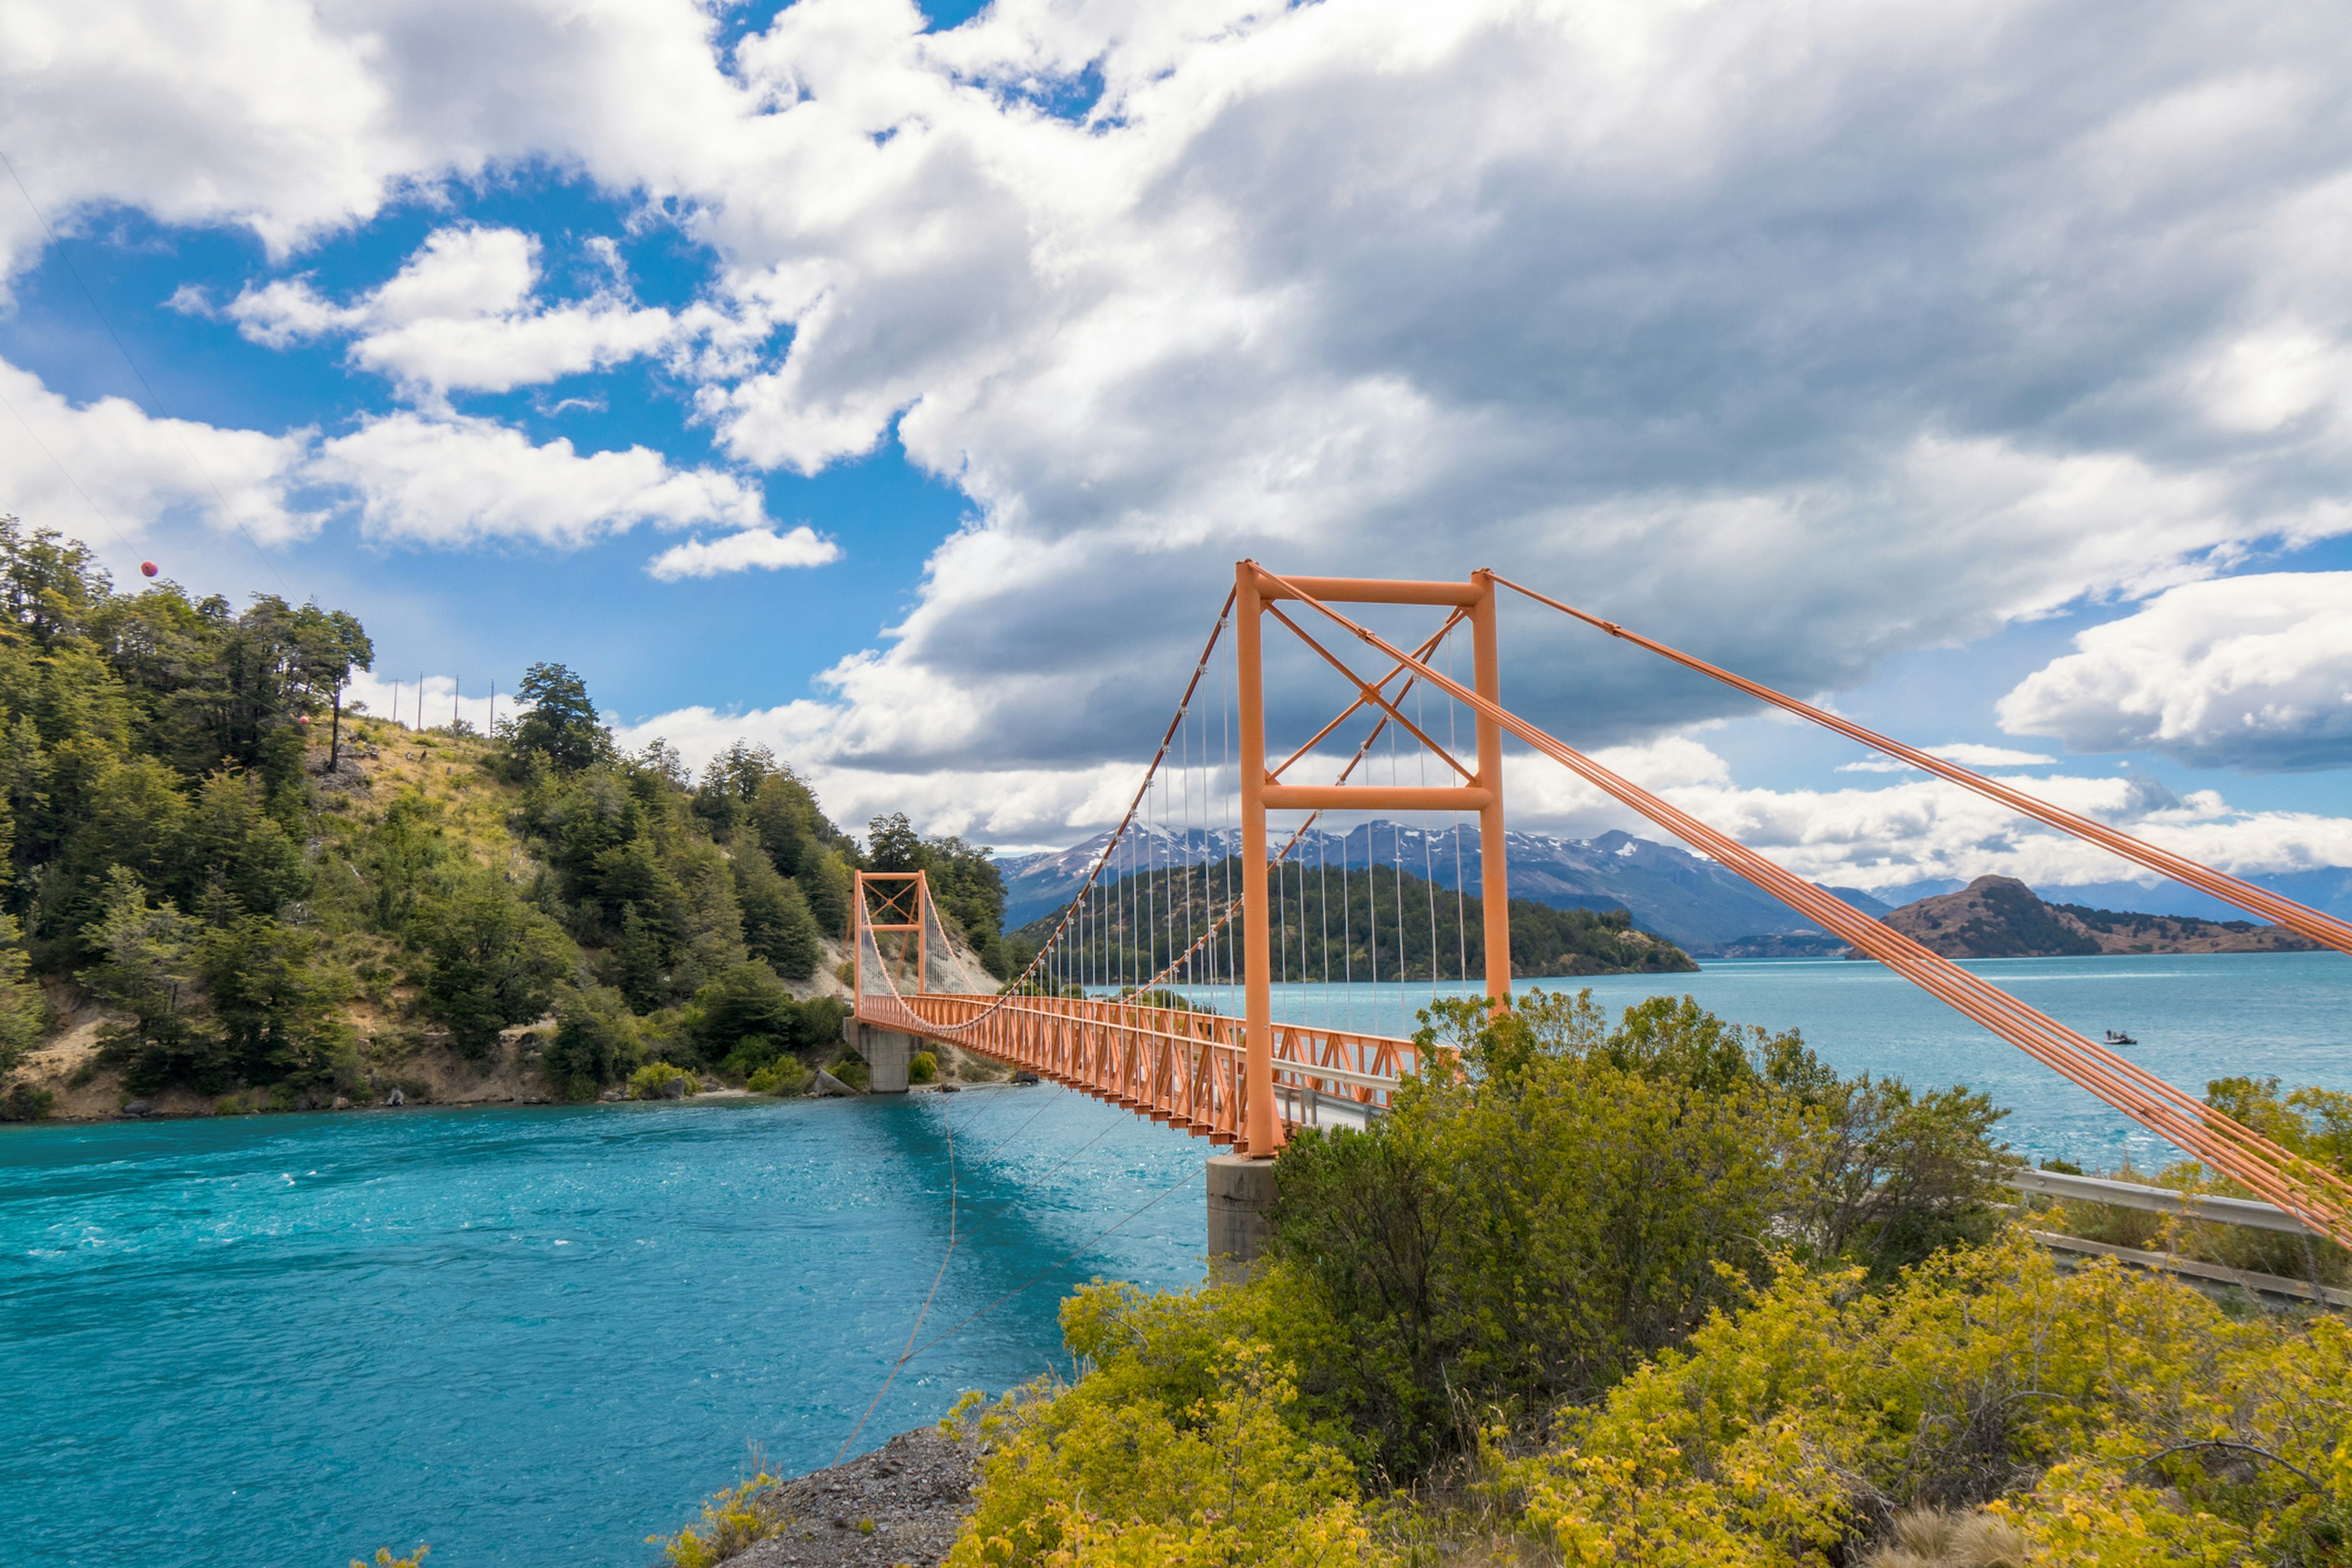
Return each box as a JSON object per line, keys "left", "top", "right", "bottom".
{"left": 645, "top": 525, "right": 841, "bottom": 580}
{"left": 224, "top": 225, "right": 700, "bottom": 397}
{"left": 601, "top": 690, "right": 2352, "bottom": 884}
{"left": 307, "top": 411, "right": 769, "bottom": 549}
{"left": 0, "top": 356, "right": 785, "bottom": 563}
{"left": 673, "top": 0, "right": 2352, "bottom": 775}
{"left": 15, "top": 0, "right": 2352, "bottom": 819}
{"left": 1838, "top": 742, "right": 2058, "bottom": 774}
{"left": 1998, "top": 573, "right": 2352, "bottom": 769}
{"left": 0, "top": 358, "right": 316, "bottom": 545}
{"left": 219, "top": 277, "right": 368, "bottom": 347}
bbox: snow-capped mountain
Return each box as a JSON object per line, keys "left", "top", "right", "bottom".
{"left": 997, "top": 822, "right": 1894, "bottom": 953}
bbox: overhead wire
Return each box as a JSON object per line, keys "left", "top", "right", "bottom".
{"left": 899, "top": 1164, "right": 1197, "bottom": 1371}
{"left": 0, "top": 401, "right": 137, "bottom": 554}
{"left": 836, "top": 1086, "right": 962, "bottom": 1463}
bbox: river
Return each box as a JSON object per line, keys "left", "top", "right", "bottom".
{"left": 3, "top": 952, "right": 2346, "bottom": 1567}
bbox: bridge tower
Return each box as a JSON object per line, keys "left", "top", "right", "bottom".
{"left": 1212, "top": 564, "right": 1515, "bottom": 1258}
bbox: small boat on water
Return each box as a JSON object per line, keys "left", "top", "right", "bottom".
{"left": 2103, "top": 1029, "right": 2137, "bottom": 1046}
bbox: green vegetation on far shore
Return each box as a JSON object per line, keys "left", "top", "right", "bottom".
{"left": 1016, "top": 857, "right": 1697, "bottom": 982}
{"left": 0, "top": 522, "right": 1014, "bottom": 1115}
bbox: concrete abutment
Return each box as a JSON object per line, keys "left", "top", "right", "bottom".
{"left": 1205, "top": 1153, "right": 1277, "bottom": 1270}
{"left": 842, "top": 1018, "right": 916, "bottom": 1093}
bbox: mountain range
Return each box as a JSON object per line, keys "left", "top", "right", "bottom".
{"left": 997, "top": 823, "right": 2352, "bottom": 957}
{"left": 994, "top": 822, "right": 1896, "bottom": 955}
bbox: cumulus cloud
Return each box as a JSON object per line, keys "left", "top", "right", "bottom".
{"left": 604, "top": 684, "right": 2352, "bottom": 881}
{"left": 644, "top": 525, "right": 841, "bottom": 580}
{"left": 0, "top": 355, "right": 786, "bottom": 563}
{"left": 0, "top": 358, "right": 315, "bottom": 545}
{"left": 1838, "top": 743, "right": 2059, "bottom": 774}
{"left": 0, "top": 0, "right": 755, "bottom": 287}
{"left": 1998, "top": 573, "right": 2352, "bottom": 770}
{"left": 678, "top": 0, "right": 2352, "bottom": 774}
{"left": 224, "top": 225, "right": 699, "bottom": 397}
{"left": 18, "top": 0, "right": 2352, "bottom": 812}
{"left": 307, "top": 410, "right": 768, "bottom": 549}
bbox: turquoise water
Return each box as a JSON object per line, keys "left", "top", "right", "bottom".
{"left": 1172, "top": 950, "right": 2352, "bottom": 1169}
{"left": 5, "top": 954, "right": 2348, "bottom": 1567}
{"left": 0, "top": 1091, "right": 1206, "bottom": 1568}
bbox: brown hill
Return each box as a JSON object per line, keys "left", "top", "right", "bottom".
{"left": 1876, "top": 875, "right": 2318, "bottom": 959}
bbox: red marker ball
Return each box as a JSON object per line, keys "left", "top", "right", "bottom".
{"left": 296, "top": 715, "right": 311, "bottom": 727}
{"left": 139, "top": 561, "right": 159, "bottom": 578}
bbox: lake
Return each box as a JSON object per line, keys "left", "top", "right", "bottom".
{"left": 4, "top": 952, "right": 2346, "bottom": 1567}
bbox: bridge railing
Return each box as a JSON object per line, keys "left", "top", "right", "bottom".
{"left": 875, "top": 989, "right": 1422, "bottom": 1145}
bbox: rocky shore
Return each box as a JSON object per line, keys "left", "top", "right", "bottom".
{"left": 722, "top": 1427, "right": 980, "bottom": 1568}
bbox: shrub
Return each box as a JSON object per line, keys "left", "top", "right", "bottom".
{"left": 0, "top": 1082, "right": 53, "bottom": 1121}
{"left": 1263, "top": 990, "right": 2011, "bottom": 1479}
{"left": 546, "top": 984, "right": 641, "bottom": 1097}
{"left": 909, "top": 1049, "right": 938, "bottom": 1084}
{"left": 826, "top": 1054, "right": 870, "bottom": 1092}
{"left": 945, "top": 1340, "right": 1389, "bottom": 1568}
{"left": 690, "top": 960, "right": 798, "bottom": 1063}
{"left": 650, "top": 1470, "right": 785, "bottom": 1568}
{"left": 1496, "top": 1231, "right": 2351, "bottom": 1567}
{"left": 628, "top": 1061, "right": 697, "bottom": 1100}
{"left": 351, "top": 1547, "right": 429, "bottom": 1568}
{"left": 747, "top": 1057, "right": 810, "bottom": 1096}
{"left": 0, "top": 914, "right": 46, "bottom": 1074}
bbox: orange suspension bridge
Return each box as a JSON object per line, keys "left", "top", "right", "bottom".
{"left": 848, "top": 562, "right": 2352, "bottom": 1254}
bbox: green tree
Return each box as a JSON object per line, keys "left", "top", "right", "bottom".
{"left": 545, "top": 982, "right": 640, "bottom": 1096}
{"left": 865, "top": 812, "right": 924, "bottom": 872}
{"left": 797, "top": 849, "right": 851, "bottom": 943}
{"left": 0, "top": 913, "right": 47, "bottom": 1072}
{"left": 2206, "top": 1074, "right": 2352, "bottom": 1176}
{"left": 690, "top": 960, "right": 798, "bottom": 1061}
{"left": 1264, "top": 989, "right": 2015, "bottom": 1480}
{"left": 735, "top": 847, "right": 823, "bottom": 981}
{"left": 412, "top": 880, "right": 575, "bottom": 1057}
{"left": 197, "top": 914, "right": 354, "bottom": 1087}
{"left": 507, "top": 662, "right": 610, "bottom": 773}
{"left": 79, "top": 870, "right": 217, "bottom": 1091}
{"left": 183, "top": 769, "right": 311, "bottom": 915}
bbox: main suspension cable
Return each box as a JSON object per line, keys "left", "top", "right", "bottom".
{"left": 1248, "top": 563, "right": 2352, "bottom": 1247}
{"left": 1490, "top": 573, "right": 2352, "bottom": 956}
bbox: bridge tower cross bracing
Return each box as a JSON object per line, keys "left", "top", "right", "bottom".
{"left": 1234, "top": 562, "right": 1514, "bottom": 1157}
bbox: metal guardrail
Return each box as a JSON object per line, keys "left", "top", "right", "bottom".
{"left": 2028, "top": 1229, "right": 2350, "bottom": 1308}
{"left": 2003, "top": 1167, "right": 2318, "bottom": 1236}
{"left": 2003, "top": 1167, "right": 2346, "bottom": 1308}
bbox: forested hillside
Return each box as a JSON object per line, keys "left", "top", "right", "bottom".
{"left": 1013, "top": 856, "right": 1695, "bottom": 984}
{"left": 0, "top": 522, "right": 1009, "bottom": 1118}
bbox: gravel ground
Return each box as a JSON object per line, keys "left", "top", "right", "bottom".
{"left": 726, "top": 1427, "right": 981, "bottom": 1568}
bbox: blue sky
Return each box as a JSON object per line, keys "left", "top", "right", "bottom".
{"left": 4, "top": 0, "right": 2352, "bottom": 888}
{"left": 0, "top": 175, "right": 968, "bottom": 721}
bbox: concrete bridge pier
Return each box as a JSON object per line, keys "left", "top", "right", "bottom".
{"left": 842, "top": 1017, "right": 916, "bottom": 1093}
{"left": 1206, "top": 1154, "right": 1277, "bottom": 1272}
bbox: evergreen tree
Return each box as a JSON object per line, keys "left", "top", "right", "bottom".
{"left": 508, "top": 662, "right": 610, "bottom": 773}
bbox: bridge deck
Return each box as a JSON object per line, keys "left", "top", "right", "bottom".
{"left": 854, "top": 992, "right": 1419, "bottom": 1142}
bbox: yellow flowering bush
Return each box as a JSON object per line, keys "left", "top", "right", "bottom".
{"left": 946, "top": 1300, "right": 1390, "bottom": 1568}
{"left": 1499, "top": 1232, "right": 2351, "bottom": 1566}
{"left": 649, "top": 1468, "right": 785, "bottom": 1567}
